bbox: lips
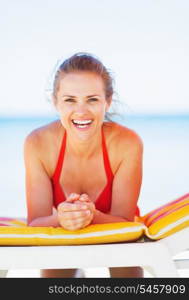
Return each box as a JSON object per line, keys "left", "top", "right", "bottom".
{"left": 71, "top": 119, "right": 93, "bottom": 130}
{"left": 72, "top": 119, "right": 93, "bottom": 125}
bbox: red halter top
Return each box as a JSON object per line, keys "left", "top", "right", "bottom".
{"left": 51, "top": 127, "right": 140, "bottom": 216}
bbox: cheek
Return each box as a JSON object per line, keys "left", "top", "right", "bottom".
{"left": 95, "top": 108, "right": 107, "bottom": 122}
{"left": 55, "top": 106, "right": 69, "bottom": 125}
{"left": 56, "top": 103, "right": 72, "bottom": 115}
{"left": 99, "top": 104, "right": 107, "bottom": 114}
{"left": 94, "top": 103, "right": 107, "bottom": 113}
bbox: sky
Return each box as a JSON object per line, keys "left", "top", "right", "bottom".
{"left": 0, "top": 0, "right": 189, "bottom": 116}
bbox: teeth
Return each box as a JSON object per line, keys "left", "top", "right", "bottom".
{"left": 72, "top": 119, "right": 92, "bottom": 125}
{"left": 77, "top": 124, "right": 88, "bottom": 128}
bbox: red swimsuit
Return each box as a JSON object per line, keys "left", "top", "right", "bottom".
{"left": 51, "top": 127, "right": 139, "bottom": 216}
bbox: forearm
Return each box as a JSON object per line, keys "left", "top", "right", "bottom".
{"left": 28, "top": 212, "right": 60, "bottom": 227}
{"left": 28, "top": 209, "right": 129, "bottom": 228}
{"left": 91, "top": 209, "right": 129, "bottom": 224}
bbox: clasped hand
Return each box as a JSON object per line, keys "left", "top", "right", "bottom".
{"left": 57, "top": 193, "right": 95, "bottom": 230}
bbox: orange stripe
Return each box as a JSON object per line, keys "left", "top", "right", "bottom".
{"left": 143, "top": 194, "right": 189, "bottom": 224}
{"left": 147, "top": 203, "right": 189, "bottom": 226}
{"left": 145, "top": 199, "right": 189, "bottom": 226}
{"left": 147, "top": 194, "right": 189, "bottom": 217}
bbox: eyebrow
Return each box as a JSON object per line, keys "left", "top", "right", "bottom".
{"left": 62, "top": 94, "right": 100, "bottom": 98}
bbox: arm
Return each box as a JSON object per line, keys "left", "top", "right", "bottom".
{"left": 91, "top": 131, "right": 143, "bottom": 224}
{"left": 24, "top": 131, "right": 59, "bottom": 227}
{"left": 24, "top": 133, "right": 92, "bottom": 229}
{"left": 91, "top": 210, "right": 129, "bottom": 224}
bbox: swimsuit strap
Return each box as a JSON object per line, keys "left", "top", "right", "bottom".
{"left": 52, "top": 130, "right": 67, "bottom": 182}
{"left": 101, "top": 126, "right": 114, "bottom": 181}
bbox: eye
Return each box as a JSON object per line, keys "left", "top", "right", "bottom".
{"left": 65, "top": 98, "right": 75, "bottom": 102}
{"left": 89, "top": 98, "right": 98, "bottom": 102}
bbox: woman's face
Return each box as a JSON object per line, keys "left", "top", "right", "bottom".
{"left": 54, "top": 71, "right": 111, "bottom": 137}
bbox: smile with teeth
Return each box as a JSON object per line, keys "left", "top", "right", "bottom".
{"left": 72, "top": 119, "right": 93, "bottom": 128}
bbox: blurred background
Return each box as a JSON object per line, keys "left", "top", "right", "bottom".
{"left": 0, "top": 0, "right": 188, "bottom": 218}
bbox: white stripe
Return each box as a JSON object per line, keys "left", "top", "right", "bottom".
{"left": 0, "top": 225, "right": 144, "bottom": 240}
{"left": 145, "top": 215, "right": 189, "bottom": 239}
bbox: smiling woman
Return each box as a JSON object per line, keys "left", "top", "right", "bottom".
{"left": 24, "top": 52, "right": 143, "bottom": 278}
{"left": 53, "top": 71, "right": 112, "bottom": 153}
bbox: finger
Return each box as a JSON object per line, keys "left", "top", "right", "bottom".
{"left": 58, "top": 202, "right": 88, "bottom": 212}
{"left": 74, "top": 200, "right": 89, "bottom": 206}
{"left": 71, "top": 201, "right": 95, "bottom": 217}
{"left": 66, "top": 193, "right": 81, "bottom": 203}
{"left": 79, "top": 194, "right": 90, "bottom": 202}
{"left": 59, "top": 210, "right": 91, "bottom": 220}
{"left": 64, "top": 215, "right": 91, "bottom": 229}
{"left": 75, "top": 200, "right": 95, "bottom": 212}
{"left": 87, "top": 202, "right": 95, "bottom": 212}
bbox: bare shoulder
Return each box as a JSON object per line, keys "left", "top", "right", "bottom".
{"left": 24, "top": 119, "right": 63, "bottom": 169}
{"left": 24, "top": 119, "right": 62, "bottom": 148}
{"left": 105, "top": 121, "right": 143, "bottom": 145}
{"left": 105, "top": 122, "right": 143, "bottom": 159}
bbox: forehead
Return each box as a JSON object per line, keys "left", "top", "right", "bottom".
{"left": 58, "top": 71, "right": 105, "bottom": 95}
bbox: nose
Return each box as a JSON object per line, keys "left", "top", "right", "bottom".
{"left": 74, "top": 102, "right": 89, "bottom": 114}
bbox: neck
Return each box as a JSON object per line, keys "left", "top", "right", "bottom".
{"left": 66, "top": 127, "right": 102, "bottom": 159}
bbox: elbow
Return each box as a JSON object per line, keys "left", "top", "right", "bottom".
{"left": 27, "top": 216, "right": 38, "bottom": 227}
{"left": 27, "top": 219, "right": 35, "bottom": 227}
{"left": 27, "top": 217, "right": 31, "bottom": 226}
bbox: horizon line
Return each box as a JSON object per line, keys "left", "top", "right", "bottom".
{"left": 0, "top": 112, "right": 189, "bottom": 120}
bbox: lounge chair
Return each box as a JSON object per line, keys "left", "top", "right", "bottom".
{"left": 0, "top": 193, "right": 188, "bottom": 277}
{"left": 0, "top": 226, "right": 188, "bottom": 278}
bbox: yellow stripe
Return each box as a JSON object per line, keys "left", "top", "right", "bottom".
{"left": 0, "top": 222, "right": 144, "bottom": 245}
{"left": 145, "top": 218, "right": 189, "bottom": 240}
{"left": 146, "top": 206, "right": 189, "bottom": 236}
{"left": 143, "top": 197, "right": 189, "bottom": 225}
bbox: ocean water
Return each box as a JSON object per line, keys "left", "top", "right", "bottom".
{"left": 0, "top": 114, "right": 188, "bottom": 218}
